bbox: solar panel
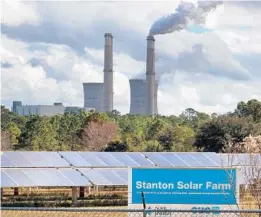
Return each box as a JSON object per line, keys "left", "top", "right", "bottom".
{"left": 79, "top": 168, "right": 128, "bottom": 185}
{"left": 188, "top": 153, "right": 219, "bottom": 167}
{"left": 79, "top": 169, "right": 112, "bottom": 185}
{"left": 99, "top": 169, "right": 126, "bottom": 185}
{"left": 78, "top": 153, "right": 107, "bottom": 167}
{"left": 115, "top": 169, "right": 128, "bottom": 181}
{"left": 1, "top": 168, "right": 90, "bottom": 187}
{"left": 3, "top": 152, "right": 70, "bottom": 168}
{"left": 204, "top": 153, "right": 222, "bottom": 166}
{"left": 3, "top": 152, "right": 32, "bottom": 167}
{"left": 59, "top": 152, "right": 91, "bottom": 167}
{"left": 109, "top": 152, "right": 140, "bottom": 167}
{"left": 37, "top": 152, "right": 70, "bottom": 167}
{"left": 126, "top": 153, "right": 154, "bottom": 166}
{"left": 38, "top": 169, "right": 74, "bottom": 186}
{"left": 219, "top": 154, "right": 261, "bottom": 167}
{"left": 21, "top": 169, "right": 56, "bottom": 186}
{"left": 174, "top": 153, "right": 202, "bottom": 167}
{"left": 143, "top": 152, "right": 173, "bottom": 167}
{"left": 1, "top": 154, "right": 16, "bottom": 167}
{"left": 1, "top": 171, "right": 18, "bottom": 187}
{"left": 60, "top": 168, "right": 89, "bottom": 186}
{"left": 159, "top": 153, "right": 188, "bottom": 167}
{"left": 94, "top": 153, "right": 124, "bottom": 167}
{"left": 3, "top": 169, "right": 35, "bottom": 186}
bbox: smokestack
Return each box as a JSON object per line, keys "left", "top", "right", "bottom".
{"left": 103, "top": 33, "right": 113, "bottom": 112}
{"left": 146, "top": 35, "right": 156, "bottom": 116}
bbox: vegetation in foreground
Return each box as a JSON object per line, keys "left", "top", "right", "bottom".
{"left": 1, "top": 99, "right": 261, "bottom": 153}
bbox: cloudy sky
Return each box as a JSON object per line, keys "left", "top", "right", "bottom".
{"left": 1, "top": 0, "right": 261, "bottom": 115}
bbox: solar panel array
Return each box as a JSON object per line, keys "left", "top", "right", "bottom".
{"left": 2, "top": 168, "right": 90, "bottom": 187}
{"left": 1, "top": 152, "right": 260, "bottom": 188}
{"left": 1, "top": 152, "right": 70, "bottom": 168}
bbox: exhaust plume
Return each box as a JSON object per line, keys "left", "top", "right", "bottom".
{"left": 149, "top": 1, "right": 222, "bottom": 36}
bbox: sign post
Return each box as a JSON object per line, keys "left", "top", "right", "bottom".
{"left": 128, "top": 168, "right": 239, "bottom": 216}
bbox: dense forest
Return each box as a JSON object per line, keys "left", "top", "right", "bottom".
{"left": 1, "top": 99, "right": 261, "bottom": 153}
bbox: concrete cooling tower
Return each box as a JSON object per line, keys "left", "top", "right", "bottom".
{"left": 129, "top": 79, "right": 158, "bottom": 115}
{"left": 146, "top": 35, "right": 156, "bottom": 116}
{"left": 83, "top": 83, "right": 104, "bottom": 112}
{"left": 129, "top": 79, "right": 147, "bottom": 115}
{"left": 103, "top": 33, "right": 113, "bottom": 112}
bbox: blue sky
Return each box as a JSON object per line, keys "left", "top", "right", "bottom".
{"left": 1, "top": 0, "right": 261, "bottom": 115}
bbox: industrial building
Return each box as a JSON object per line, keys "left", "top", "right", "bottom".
{"left": 11, "top": 33, "right": 159, "bottom": 116}
{"left": 12, "top": 101, "right": 65, "bottom": 116}
{"left": 129, "top": 35, "right": 158, "bottom": 115}
{"left": 65, "top": 106, "right": 89, "bottom": 114}
{"left": 12, "top": 101, "right": 87, "bottom": 116}
{"left": 82, "top": 33, "right": 159, "bottom": 115}
{"left": 129, "top": 79, "right": 158, "bottom": 115}
{"left": 83, "top": 83, "right": 104, "bottom": 112}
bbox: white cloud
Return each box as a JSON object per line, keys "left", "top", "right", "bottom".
{"left": 35, "top": 1, "right": 181, "bottom": 35}
{"left": 1, "top": 35, "right": 139, "bottom": 112}
{"left": 205, "top": 2, "right": 261, "bottom": 30}
{"left": 155, "top": 31, "right": 251, "bottom": 80}
{"left": 1, "top": 1, "right": 261, "bottom": 115}
{"left": 158, "top": 72, "right": 261, "bottom": 115}
{"left": 1, "top": 0, "right": 40, "bottom": 26}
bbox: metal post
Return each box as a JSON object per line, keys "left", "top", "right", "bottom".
{"left": 142, "top": 191, "right": 146, "bottom": 217}
{"left": 72, "top": 187, "right": 77, "bottom": 205}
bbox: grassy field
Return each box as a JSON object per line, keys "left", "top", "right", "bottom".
{"left": 1, "top": 210, "right": 130, "bottom": 217}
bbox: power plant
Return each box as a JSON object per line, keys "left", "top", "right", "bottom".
{"left": 83, "top": 33, "right": 114, "bottom": 112}
{"left": 83, "top": 33, "right": 158, "bottom": 115}
{"left": 129, "top": 79, "right": 158, "bottom": 115}
{"left": 83, "top": 82, "right": 104, "bottom": 112}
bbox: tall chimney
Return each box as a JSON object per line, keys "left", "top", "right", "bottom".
{"left": 146, "top": 35, "right": 156, "bottom": 116}
{"left": 103, "top": 33, "right": 113, "bottom": 112}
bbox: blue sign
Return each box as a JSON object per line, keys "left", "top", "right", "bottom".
{"left": 131, "top": 168, "right": 237, "bottom": 205}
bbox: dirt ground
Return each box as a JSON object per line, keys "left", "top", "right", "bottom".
{"left": 1, "top": 210, "right": 133, "bottom": 217}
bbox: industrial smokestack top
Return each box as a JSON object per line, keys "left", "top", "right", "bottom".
{"left": 146, "top": 35, "right": 155, "bottom": 41}
{"left": 104, "top": 33, "right": 113, "bottom": 38}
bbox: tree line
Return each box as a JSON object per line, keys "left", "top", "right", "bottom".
{"left": 1, "top": 99, "right": 261, "bottom": 153}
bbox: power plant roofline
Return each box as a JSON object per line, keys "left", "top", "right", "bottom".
{"left": 83, "top": 82, "right": 103, "bottom": 85}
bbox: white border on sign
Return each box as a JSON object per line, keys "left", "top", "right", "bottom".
{"left": 128, "top": 167, "right": 240, "bottom": 209}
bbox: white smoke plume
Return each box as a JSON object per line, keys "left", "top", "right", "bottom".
{"left": 149, "top": 1, "right": 223, "bottom": 36}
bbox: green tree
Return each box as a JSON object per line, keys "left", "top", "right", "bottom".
{"left": 179, "top": 108, "right": 210, "bottom": 130}
{"left": 104, "top": 139, "right": 128, "bottom": 152}
{"left": 157, "top": 125, "right": 176, "bottom": 151}
{"left": 52, "top": 112, "right": 86, "bottom": 151}
{"left": 194, "top": 116, "right": 253, "bottom": 152}
{"left": 19, "top": 116, "right": 58, "bottom": 151}
{"left": 1, "top": 106, "right": 27, "bottom": 130}
{"left": 145, "top": 118, "right": 168, "bottom": 140}
{"left": 235, "top": 99, "right": 261, "bottom": 123}
{"left": 7, "top": 122, "right": 21, "bottom": 146}
{"left": 143, "top": 140, "right": 164, "bottom": 152}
